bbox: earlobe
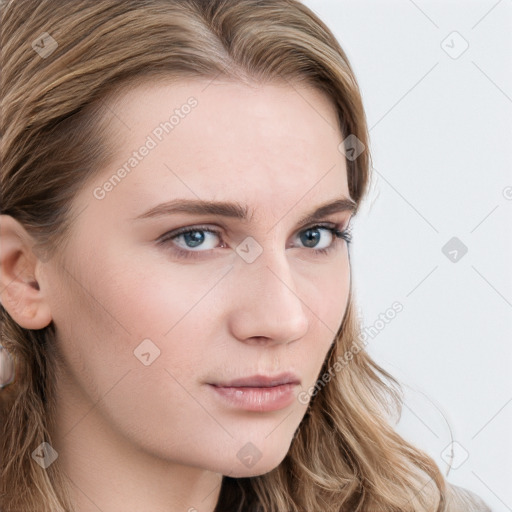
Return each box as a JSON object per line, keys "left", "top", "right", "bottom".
{"left": 0, "top": 215, "right": 52, "bottom": 330}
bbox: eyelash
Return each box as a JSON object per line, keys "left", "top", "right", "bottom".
{"left": 157, "top": 223, "right": 352, "bottom": 260}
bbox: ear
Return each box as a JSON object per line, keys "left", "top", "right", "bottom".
{"left": 0, "top": 215, "right": 52, "bottom": 329}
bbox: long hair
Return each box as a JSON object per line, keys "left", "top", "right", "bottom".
{"left": 0, "top": 1, "right": 478, "bottom": 510}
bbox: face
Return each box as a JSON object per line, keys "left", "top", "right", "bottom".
{"left": 41, "top": 78, "right": 354, "bottom": 477}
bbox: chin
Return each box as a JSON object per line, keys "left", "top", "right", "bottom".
{"left": 229, "top": 451, "right": 289, "bottom": 478}
{"left": 227, "top": 465, "right": 277, "bottom": 479}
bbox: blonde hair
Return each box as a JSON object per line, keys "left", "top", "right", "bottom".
{"left": 0, "top": 0, "right": 487, "bottom": 510}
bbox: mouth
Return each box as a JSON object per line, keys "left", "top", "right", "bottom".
{"left": 209, "top": 372, "right": 301, "bottom": 388}
{"left": 207, "top": 373, "right": 301, "bottom": 412}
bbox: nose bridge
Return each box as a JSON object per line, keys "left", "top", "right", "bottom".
{"left": 226, "top": 241, "right": 310, "bottom": 345}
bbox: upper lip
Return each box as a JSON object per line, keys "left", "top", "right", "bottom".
{"left": 210, "top": 372, "right": 301, "bottom": 388}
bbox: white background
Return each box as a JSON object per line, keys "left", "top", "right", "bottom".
{"left": 301, "top": 1, "right": 512, "bottom": 510}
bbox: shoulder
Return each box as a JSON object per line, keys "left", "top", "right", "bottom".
{"left": 444, "top": 482, "right": 492, "bottom": 512}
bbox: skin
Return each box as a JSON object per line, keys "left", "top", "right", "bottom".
{"left": 0, "top": 78, "right": 354, "bottom": 512}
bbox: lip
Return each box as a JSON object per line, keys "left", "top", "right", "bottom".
{"left": 207, "top": 373, "right": 301, "bottom": 412}
{"left": 211, "top": 372, "right": 301, "bottom": 388}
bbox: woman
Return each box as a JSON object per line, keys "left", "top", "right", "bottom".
{"left": 0, "top": 0, "right": 492, "bottom": 510}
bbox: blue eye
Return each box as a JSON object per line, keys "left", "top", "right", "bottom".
{"left": 157, "top": 223, "right": 352, "bottom": 260}
{"left": 297, "top": 225, "right": 352, "bottom": 254}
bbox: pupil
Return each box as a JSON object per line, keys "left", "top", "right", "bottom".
{"left": 184, "top": 231, "right": 204, "bottom": 248}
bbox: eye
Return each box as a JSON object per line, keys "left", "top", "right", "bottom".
{"left": 293, "top": 224, "right": 351, "bottom": 254}
{"left": 164, "top": 227, "right": 221, "bottom": 252}
{"left": 156, "top": 223, "right": 352, "bottom": 260}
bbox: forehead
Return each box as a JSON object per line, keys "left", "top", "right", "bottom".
{"left": 85, "top": 78, "right": 351, "bottom": 221}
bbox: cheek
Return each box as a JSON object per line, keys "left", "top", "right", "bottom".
{"left": 49, "top": 258, "right": 213, "bottom": 440}
{"left": 45, "top": 249, "right": 164, "bottom": 400}
{"left": 49, "top": 271, "right": 136, "bottom": 402}
{"left": 71, "top": 255, "right": 222, "bottom": 382}
{"left": 302, "top": 256, "right": 351, "bottom": 370}
{"left": 301, "top": 252, "right": 351, "bottom": 334}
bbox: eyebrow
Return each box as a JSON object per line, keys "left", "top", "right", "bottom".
{"left": 133, "top": 196, "right": 357, "bottom": 225}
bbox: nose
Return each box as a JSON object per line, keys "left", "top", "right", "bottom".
{"left": 226, "top": 248, "right": 310, "bottom": 347}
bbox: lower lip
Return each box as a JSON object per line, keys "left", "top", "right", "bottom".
{"left": 208, "top": 383, "right": 297, "bottom": 412}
